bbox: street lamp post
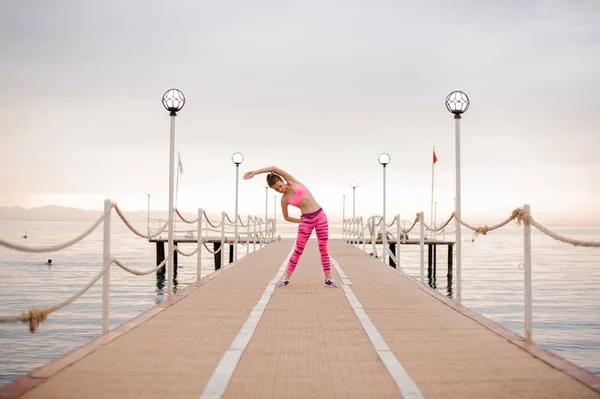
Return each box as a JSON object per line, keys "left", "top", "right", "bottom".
{"left": 445, "top": 90, "right": 470, "bottom": 303}
{"left": 232, "top": 152, "right": 244, "bottom": 261}
{"left": 378, "top": 153, "right": 391, "bottom": 264}
{"left": 161, "top": 88, "right": 185, "bottom": 296}
{"left": 342, "top": 195, "right": 346, "bottom": 240}
{"left": 351, "top": 181, "right": 358, "bottom": 219}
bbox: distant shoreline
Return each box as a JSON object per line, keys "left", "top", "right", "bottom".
{"left": 0, "top": 205, "right": 225, "bottom": 223}
{"left": 1, "top": 205, "right": 598, "bottom": 227}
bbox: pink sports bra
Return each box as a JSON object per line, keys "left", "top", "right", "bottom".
{"left": 288, "top": 184, "right": 308, "bottom": 207}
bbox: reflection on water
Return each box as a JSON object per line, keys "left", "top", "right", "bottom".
{"left": 426, "top": 272, "right": 454, "bottom": 298}
{"left": 155, "top": 268, "right": 165, "bottom": 304}
{"left": 155, "top": 263, "right": 181, "bottom": 302}
{"left": 425, "top": 262, "right": 453, "bottom": 298}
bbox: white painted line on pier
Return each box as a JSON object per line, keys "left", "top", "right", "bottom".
{"left": 330, "top": 257, "right": 352, "bottom": 285}
{"left": 331, "top": 257, "right": 424, "bottom": 399}
{"left": 200, "top": 245, "right": 294, "bottom": 399}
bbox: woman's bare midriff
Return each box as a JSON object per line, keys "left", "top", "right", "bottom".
{"left": 286, "top": 187, "right": 321, "bottom": 215}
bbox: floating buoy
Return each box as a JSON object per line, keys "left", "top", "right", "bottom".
{"left": 23, "top": 231, "right": 27, "bottom": 239}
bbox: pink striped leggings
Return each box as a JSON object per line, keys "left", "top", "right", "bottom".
{"left": 287, "top": 208, "right": 331, "bottom": 276}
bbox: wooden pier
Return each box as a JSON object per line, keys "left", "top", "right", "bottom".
{"left": 2, "top": 240, "right": 599, "bottom": 398}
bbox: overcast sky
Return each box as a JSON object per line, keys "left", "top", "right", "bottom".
{"left": 1, "top": 0, "right": 599, "bottom": 225}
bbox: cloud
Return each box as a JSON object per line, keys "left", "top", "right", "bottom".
{"left": 0, "top": 0, "right": 598, "bottom": 225}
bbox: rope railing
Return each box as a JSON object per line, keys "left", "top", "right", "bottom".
{"left": 1, "top": 199, "right": 277, "bottom": 334}
{"left": 202, "top": 241, "right": 223, "bottom": 254}
{"left": 529, "top": 218, "right": 600, "bottom": 247}
{"left": 401, "top": 216, "right": 420, "bottom": 234}
{"left": 346, "top": 205, "right": 600, "bottom": 268}
{"left": 174, "top": 247, "right": 199, "bottom": 257}
{"left": 0, "top": 207, "right": 112, "bottom": 253}
{"left": 345, "top": 204, "right": 600, "bottom": 342}
{"left": 0, "top": 258, "right": 113, "bottom": 333}
{"left": 386, "top": 216, "right": 397, "bottom": 228}
{"left": 0, "top": 249, "right": 176, "bottom": 333}
{"left": 114, "top": 204, "right": 171, "bottom": 239}
{"left": 175, "top": 208, "right": 199, "bottom": 224}
{"left": 419, "top": 213, "right": 456, "bottom": 234}
{"left": 152, "top": 210, "right": 274, "bottom": 243}
{"left": 203, "top": 211, "right": 223, "bottom": 228}
{"left": 113, "top": 248, "right": 176, "bottom": 276}
{"left": 224, "top": 213, "right": 235, "bottom": 224}
{"left": 451, "top": 209, "right": 516, "bottom": 237}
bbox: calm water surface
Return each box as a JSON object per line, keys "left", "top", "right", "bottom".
{"left": 0, "top": 220, "right": 599, "bottom": 388}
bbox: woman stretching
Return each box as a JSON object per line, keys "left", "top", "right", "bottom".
{"left": 243, "top": 166, "right": 338, "bottom": 288}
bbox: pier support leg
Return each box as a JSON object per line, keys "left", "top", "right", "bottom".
{"left": 173, "top": 242, "right": 178, "bottom": 280}
{"left": 447, "top": 244, "right": 453, "bottom": 278}
{"left": 389, "top": 243, "right": 396, "bottom": 268}
{"left": 433, "top": 244, "right": 437, "bottom": 277}
{"left": 428, "top": 244, "right": 433, "bottom": 277}
{"left": 156, "top": 241, "right": 165, "bottom": 275}
{"left": 229, "top": 244, "right": 234, "bottom": 264}
{"left": 214, "top": 242, "right": 222, "bottom": 271}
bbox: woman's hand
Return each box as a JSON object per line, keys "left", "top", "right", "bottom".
{"left": 243, "top": 171, "right": 256, "bottom": 180}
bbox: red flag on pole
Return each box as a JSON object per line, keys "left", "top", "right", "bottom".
{"left": 433, "top": 151, "right": 438, "bottom": 164}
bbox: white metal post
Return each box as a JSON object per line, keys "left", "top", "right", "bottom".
{"left": 274, "top": 194, "right": 277, "bottom": 239}
{"left": 197, "top": 208, "right": 202, "bottom": 280}
{"left": 420, "top": 211, "right": 425, "bottom": 284}
{"left": 246, "top": 215, "right": 251, "bottom": 255}
{"left": 396, "top": 213, "right": 401, "bottom": 269}
{"left": 430, "top": 145, "right": 435, "bottom": 237}
{"left": 455, "top": 116, "right": 462, "bottom": 303}
{"left": 371, "top": 218, "right": 378, "bottom": 258}
{"left": 346, "top": 217, "right": 350, "bottom": 244}
{"left": 361, "top": 217, "right": 366, "bottom": 252}
{"left": 349, "top": 217, "right": 352, "bottom": 244}
{"left": 220, "top": 211, "right": 225, "bottom": 270}
{"left": 234, "top": 165, "right": 240, "bottom": 262}
{"left": 352, "top": 186, "right": 356, "bottom": 219}
{"left": 382, "top": 165, "right": 387, "bottom": 265}
{"left": 259, "top": 219, "right": 264, "bottom": 249}
{"left": 102, "top": 199, "right": 111, "bottom": 334}
{"left": 524, "top": 204, "right": 532, "bottom": 340}
{"left": 167, "top": 114, "right": 176, "bottom": 296}
{"left": 253, "top": 218, "right": 257, "bottom": 252}
{"left": 342, "top": 195, "right": 346, "bottom": 241}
